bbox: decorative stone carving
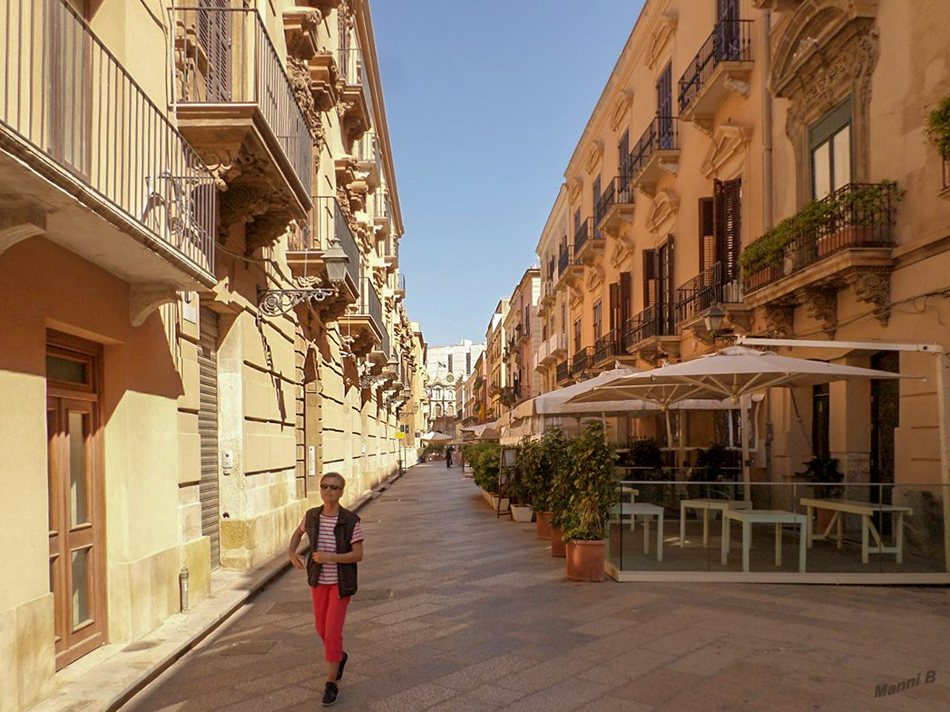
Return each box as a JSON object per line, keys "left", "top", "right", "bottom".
{"left": 283, "top": 9, "right": 321, "bottom": 61}
{"left": 763, "top": 303, "right": 795, "bottom": 338}
{"left": 0, "top": 204, "right": 46, "bottom": 256}
{"left": 772, "top": 1, "right": 880, "bottom": 204}
{"left": 609, "top": 241, "right": 632, "bottom": 268}
{"left": 846, "top": 270, "right": 891, "bottom": 324}
{"left": 646, "top": 190, "right": 679, "bottom": 233}
{"left": 701, "top": 124, "right": 752, "bottom": 178}
{"left": 585, "top": 141, "right": 604, "bottom": 175}
{"left": 802, "top": 286, "right": 838, "bottom": 335}
{"left": 647, "top": 12, "right": 677, "bottom": 69}
{"left": 610, "top": 90, "right": 634, "bottom": 131}
{"left": 568, "top": 176, "right": 584, "bottom": 205}
{"left": 130, "top": 286, "right": 178, "bottom": 327}
{"left": 585, "top": 264, "right": 605, "bottom": 292}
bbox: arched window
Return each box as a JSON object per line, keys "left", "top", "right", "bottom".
{"left": 435, "top": 405, "right": 443, "bottom": 418}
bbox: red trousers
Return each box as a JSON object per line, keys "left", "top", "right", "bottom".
{"left": 311, "top": 584, "right": 350, "bottom": 662}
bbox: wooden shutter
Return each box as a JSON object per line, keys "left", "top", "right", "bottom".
{"left": 609, "top": 282, "right": 619, "bottom": 333}
{"left": 620, "top": 272, "right": 632, "bottom": 327}
{"left": 198, "top": 0, "right": 231, "bottom": 102}
{"left": 619, "top": 131, "right": 630, "bottom": 179}
{"left": 699, "top": 197, "right": 715, "bottom": 275}
{"left": 643, "top": 249, "right": 656, "bottom": 307}
{"left": 723, "top": 179, "right": 741, "bottom": 282}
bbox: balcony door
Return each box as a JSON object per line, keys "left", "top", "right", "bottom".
{"left": 717, "top": 0, "right": 741, "bottom": 60}
{"left": 657, "top": 239, "right": 675, "bottom": 336}
{"left": 196, "top": 0, "right": 232, "bottom": 102}
{"left": 656, "top": 63, "right": 674, "bottom": 149}
{"left": 713, "top": 178, "right": 742, "bottom": 299}
{"left": 810, "top": 98, "right": 852, "bottom": 200}
{"left": 48, "top": 0, "right": 92, "bottom": 177}
{"left": 46, "top": 332, "right": 106, "bottom": 670}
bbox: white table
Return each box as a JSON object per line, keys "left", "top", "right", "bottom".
{"left": 609, "top": 487, "right": 640, "bottom": 532}
{"left": 800, "top": 498, "right": 913, "bottom": 564}
{"left": 615, "top": 503, "right": 664, "bottom": 562}
{"left": 679, "top": 498, "right": 752, "bottom": 548}
{"left": 721, "top": 509, "right": 807, "bottom": 573}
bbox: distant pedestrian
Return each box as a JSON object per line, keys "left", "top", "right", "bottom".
{"left": 288, "top": 472, "right": 364, "bottom": 707}
{"left": 446, "top": 446, "right": 453, "bottom": 468}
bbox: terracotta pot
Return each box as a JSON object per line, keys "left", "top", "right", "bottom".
{"left": 536, "top": 511, "right": 553, "bottom": 539}
{"left": 566, "top": 540, "right": 606, "bottom": 582}
{"left": 550, "top": 526, "right": 566, "bottom": 558}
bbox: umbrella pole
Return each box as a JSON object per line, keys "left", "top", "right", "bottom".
{"left": 740, "top": 394, "right": 752, "bottom": 503}
{"left": 937, "top": 352, "right": 950, "bottom": 573}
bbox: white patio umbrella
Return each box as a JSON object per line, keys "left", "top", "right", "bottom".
{"left": 459, "top": 421, "right": 501, "bottom": 441}
{"left": 567, "top": 346, "right": 914, "bottom": 499}
{"left": 420, "top": 431, "right": 453, "bottom": 443}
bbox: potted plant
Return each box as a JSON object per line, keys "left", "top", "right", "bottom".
{"left": 689, "top": 444, "right": 738, "bottom": 500}
{"left": 926, "top": 95, "right": 950, "bottom": 162}
{"left": 544, "top": 427, "right": 573, "bottom": 557}
{"left": 561, "top": 422, "right": 618, "bottom": 582}
{"left": 507, "top": 442, "right": 534, "bottom": 523}
{"left": 797, "top": 455, "right": 844, "bottom": 532}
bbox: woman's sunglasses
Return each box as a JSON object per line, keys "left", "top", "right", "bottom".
{"left": 320, "top": 484, "right": 343, "bottom": 491}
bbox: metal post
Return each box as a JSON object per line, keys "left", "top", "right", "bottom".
{"left": 740, "top": 394, "right": 752, "bottom": 503}
{"left": 936, "top": 352, "right": 950, "bottom": 573}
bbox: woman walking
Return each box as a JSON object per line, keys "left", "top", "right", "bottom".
{"left": 288, "top": 472, "right": 364, "bottom": 706}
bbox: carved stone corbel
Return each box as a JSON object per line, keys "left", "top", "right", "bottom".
{"left": 130, "top": 286, "right": 179, "bottom": 327}
{"left": 763, "top": 303, "right": 795, "bottom": 338}
{"left": 802, "top": 286, "right": 838, "bottom": 336}
{"left": 846, "top": 270, "right": 891, "bottom": 325}
{"left": 0, "top": 204, "right": 46, "bottom": 256}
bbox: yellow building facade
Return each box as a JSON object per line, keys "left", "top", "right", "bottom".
{"left": 531, "top": 0, "right": 950, "bottom": 575}
{"left": 0, "top": 1, "right": 425, "bottom": 708}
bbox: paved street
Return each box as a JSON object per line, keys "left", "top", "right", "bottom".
{"left": 124, "top": 462, "right": 950, "bottom": 712}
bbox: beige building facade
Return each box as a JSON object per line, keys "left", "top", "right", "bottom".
{"left": 502, "top": 268, "right": 542, "bottom": 408}
{"left": 0, "top": 1, "right": 425, "bottom": 708}
{"left": 485, "top": 299, "right": 510, "bottom": 420}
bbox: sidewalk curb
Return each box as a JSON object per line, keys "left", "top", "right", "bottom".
{"left": 100, "top": 464, "right": 413, "bottom": 712}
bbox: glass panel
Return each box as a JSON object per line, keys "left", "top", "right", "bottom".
{"left": 47, "top": 356, "right": 87, "bottom": 384}
{"left": 833, "top": 125, "right": 852, "bottom": 193}
{"left": 69, "top": 411, "right": 88, "bottom": 526}
{"left": 71, "top": 548, "right": 91, "bottom": 628}
{"left": 812, "top": 141, "right": 831, "bottom": 199}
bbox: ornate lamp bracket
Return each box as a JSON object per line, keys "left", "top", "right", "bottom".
{"left": 257, "top": 278, "right": 337, "bottom": 319}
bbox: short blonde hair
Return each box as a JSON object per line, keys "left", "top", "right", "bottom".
{"left": 321, "top": 472, "right": 345, "bottom": 488}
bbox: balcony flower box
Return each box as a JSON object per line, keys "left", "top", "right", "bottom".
{"left": 816, "top": 225, "right": 877, "bottom": 257}
{"left": 745, "top": 265, "right": 784, "bottom": 292}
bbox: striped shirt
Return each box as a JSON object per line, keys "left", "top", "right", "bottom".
{"left": 299, "top": 514, "right": 364, "bottom": 585}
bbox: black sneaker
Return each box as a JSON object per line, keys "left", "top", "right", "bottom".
{"left": 322, "top": 682, "right": 339, "bottom": 707}
{"left": 336, "top": 652, "right": 348, "bottom": 681}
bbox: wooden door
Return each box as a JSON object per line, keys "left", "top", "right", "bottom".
{"left": 656, "top": 64, "right": 674, "bottom": 149}
{"left": 46, "top": 334, "right": 105, "bottom": 669}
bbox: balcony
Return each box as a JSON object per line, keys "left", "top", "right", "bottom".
{"left": 623, "top": 306, "right": 679, "bottom": 361}
{"left": 591, "top": 332, "right": 622, "bottom": 369}
{"left": 595, "top": 176, "right": 636, "bottom": 236}
{"left": 550, "top": 333, "right": 568, "bottom": 359}
{"left": 678, "top": 19, "right": 753, "bottom": 133}
{"left": 535, "top": 339, "right": 551, "bottom": 369}
{"left": 674, "top": 262, "right": 750, "bottom": 339}
{"left": 574, "top": 218, "right": 604, "bottom": 264}
{"left": 0, "top": 0, "right": 216, "bottom": 320}
{"left": 741, "top": 183, "right": 897, "bottom": 320}
{"left": 340, "top": 277, "right": 385, "bottom": 359}
{"left": 539, "top": 278, "right": 556, "bottom": 309}
{"left": 556, "top": 246, "right": 584, "bottom": 290}
{"left": 171, "top": 4, "right": 312, "bottom": 248}
{"left": 357, "top": 134, "right": 382, "bottom": 190}
{"left": 555, "top": 360, "right": 571, "bottom": 385}
{"left": 287, "top": 196, "right": 360, "bottom": 307}
{"left": 339, "top": 47, "right": 373, "bottom": 145}
{"left": 629, "top": 116, "right": 679, "bottom": 197}
{"left": 395, "top": 273, "right": 406, "bottom": 301}
{"left": 571, "top": 347, "right": 593, "bottom": 377}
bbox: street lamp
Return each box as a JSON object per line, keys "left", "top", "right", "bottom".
{"left": 704, "top": 306, "right": 726, "bottom": 333}
{"left": 323, "top": 239, "right": 349, "bottom": 286}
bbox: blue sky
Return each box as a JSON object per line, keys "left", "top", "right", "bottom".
{"left": 372, "top": 0, "right": 646, "bottom": 347}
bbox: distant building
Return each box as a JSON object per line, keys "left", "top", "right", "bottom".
{"left": 426, "top": 340, "right": 485, "bottom": 434}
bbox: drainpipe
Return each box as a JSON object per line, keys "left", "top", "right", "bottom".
{"left": 761, "top": 9, "right": 774, "bottom": 231}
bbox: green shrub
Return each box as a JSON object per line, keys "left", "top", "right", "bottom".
{"left": 927, "top": 95, "right": 950, "bottom": 160}
{"left": 543, "top": 428, "right": 574, "bottom": 529}
{"left": 469, "top": 441, "right": 500, "bottom": 493}
{"left": 561, "top": 423, "right": 618, "bottom": 542}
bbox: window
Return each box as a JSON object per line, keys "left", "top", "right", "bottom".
{"left": 812, "top": 383, "right": 830, "bottom": 459}
{"left": 448, "top": 354, "right": 453, "bottom": 374}
{"left": 657, "top": 63, "right": 674, "bottom": 149}
{"left": 810, "top": 98, "right": 852, "bottom": 199}
{"left": 593, "top": 301, "right": 603, "bottom": 340}
{"left": 574, "top": 319, "right": 582, "bottom": 352}
{"left": 466, "top": 351, "right": 471, "bottom": 375}
{"left": 593, "top": 176, "right": 602, "bottom": 210}
{"left": 574, "top": 209, "right": 581, "bottom": 237}
{"left": 524, "top": 304, "right": 530, "bottom": 334}
{"left": 619, "top": 131, "right": 630, "bottom": 178}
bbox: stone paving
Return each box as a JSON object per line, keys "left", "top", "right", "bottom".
{"left": 122, "top": 462, "right": 950, "bottom": 712}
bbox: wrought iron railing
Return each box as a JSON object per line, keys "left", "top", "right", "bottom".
{"left": 678, "top": 19, "right": 753, "bottom": 113}
{"left": 0, "top": 0, "right": 216, "bottom": 274}
{"left": 592, "top": 331, "right": 620, "bottom": 366}
{"left": 595, "top": 176, "right": 635, "bottom": 225}
{"left": 574, "top": 218, "right": 600, "bottom": 254}
{"left": 628, "top": 116, "right": 679, "bottom": 179}
{"left": 943, "top": 157, "right": 950, "bottom": 192}
{"left": 674, "top": 262, "right": 742, "bottom": 324}
{"left": 290, "top": 196, "right": 360, "bottom": 292}
{"left": 571, "top": 347, "right": 593, "bottom": 376}
{"left": 397, "top": 273, "right": 406, "bottom": 293}
{"left": 742, "top": 182, "right": 896, "bottom": 293}
{"left": 352, "top": 276, "right": 384, "bottom": 342}
{"left": 556, "top": 360, "right": 570, "bottom": 383}
{"left": 171, "top": 4, "right": 312, "bottom": 197}
{"left": 623, "top": 304, "right": 675, "bottom": 349}
{"left": 558, "top": 245, "right": 573, "bottom": 276}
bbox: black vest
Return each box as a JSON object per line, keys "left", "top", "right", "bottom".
{"left": 304, "top": 506, "right": 360, "bottom": 597}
